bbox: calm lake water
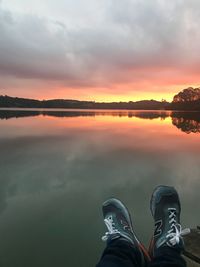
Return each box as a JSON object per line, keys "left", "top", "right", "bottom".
{"left": 0, "top": 109, "right": 199, "bottom": 267}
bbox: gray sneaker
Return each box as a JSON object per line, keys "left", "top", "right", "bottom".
{"left": 101, "top": 198, "right": 150, "bottom": 262}
{"left": 149, "top": 185, "right": 190, "bottom": 256}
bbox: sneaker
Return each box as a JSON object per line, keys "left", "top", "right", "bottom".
{"left": 149, "top": 185, "right": 190, "bottom": 256}
{"left": 101, "top": 198, "right": 150, "bottom": 262}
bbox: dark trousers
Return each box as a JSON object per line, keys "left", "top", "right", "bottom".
{"left": 96, "top": 239, "right": 187, "bottom": 267}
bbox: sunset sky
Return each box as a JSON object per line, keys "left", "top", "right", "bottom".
{"left": 0, "top": 0, "right": 200, "bottom": 102}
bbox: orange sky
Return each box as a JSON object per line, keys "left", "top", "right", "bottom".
{"left": 1, "top": 74, "right": 200, "bottom": 102}
{"left": 19, "top": 82, "right": 199, "bottom": 103}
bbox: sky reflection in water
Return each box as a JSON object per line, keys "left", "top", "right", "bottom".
{"left": 0, "top": 109, "right": 199, "bottom": 267}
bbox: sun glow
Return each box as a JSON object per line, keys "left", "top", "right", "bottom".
{"left": 34, "top": 83, "right": 200, "bottom": 103}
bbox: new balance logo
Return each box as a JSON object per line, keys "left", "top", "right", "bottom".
{"left": 154, "top": 220, "right": 162, "bottom": 237}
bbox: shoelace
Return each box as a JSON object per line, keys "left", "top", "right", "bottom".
{"left": 166, "top": 223, "right": 191, "bottom": 246}
{"left": 164, "top": 208, "right": 190, "bottom": 247}
{"left": 102, "top": 215, "right": 121, "bottom": 241}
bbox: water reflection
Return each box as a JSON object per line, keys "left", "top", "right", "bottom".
{"left": 0, "top": 109, "right": 199, "bottom": 267}
{"left": 171, "top": 112, "right": 200, "bottom": 134}
{"left": 0, "top": 109, "right": 170, "bottom": 119}
{"left": 0, "top": 109, "right": 200, "bottom": 134}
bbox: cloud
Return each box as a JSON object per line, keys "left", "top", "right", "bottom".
{"left": 0, "top": 8, "right": 75, "bottom": 80}
{"left": 1, "top": 0, "right": 200, "bottom": 97}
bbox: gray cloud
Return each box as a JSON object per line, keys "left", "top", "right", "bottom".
{"left": 1, "top": 0, "right": 200, "bottom": 95}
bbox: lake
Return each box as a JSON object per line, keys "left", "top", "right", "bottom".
{"left": 0, "top": 109, "right": 199, "bottom": 267}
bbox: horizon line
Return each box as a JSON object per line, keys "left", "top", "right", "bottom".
{"left": 0, "top": 94, "right": 171, "bottom": 104}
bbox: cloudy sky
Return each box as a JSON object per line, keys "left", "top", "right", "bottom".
{"left": 0, "top": 0, "right": 200, "bottom": 101}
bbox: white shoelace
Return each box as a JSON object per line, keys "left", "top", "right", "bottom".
{"left": 102, "top": 215, "right": 121, "bottom": 241}
{"left": 164, "top": 208, "right": 190, "bottom": 247}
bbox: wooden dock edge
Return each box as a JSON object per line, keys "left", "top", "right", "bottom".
{"left": 183, "top": 226, "right": 200, "bottom": 265}
{"left": 183, "top": 251, "right": 200, "bottom": 264}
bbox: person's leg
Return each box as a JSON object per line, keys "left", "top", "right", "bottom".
{"left": 148, "top": 185, "right": 190, "bottom": 267}
{"left": 96, "top": 238, "right": 143, "bottom": 267}
{"left": 149, "top": 246, "right": 186, "bottom": 267}
{"left": 96, "top": 198, "right": 150, "bottom": 267}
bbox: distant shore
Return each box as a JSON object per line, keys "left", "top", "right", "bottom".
{"left": 0, "top": 95, "right": 169, "bottom": 110}
{"left": 1, "top": 87, "right": 200, "bottom": 110}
